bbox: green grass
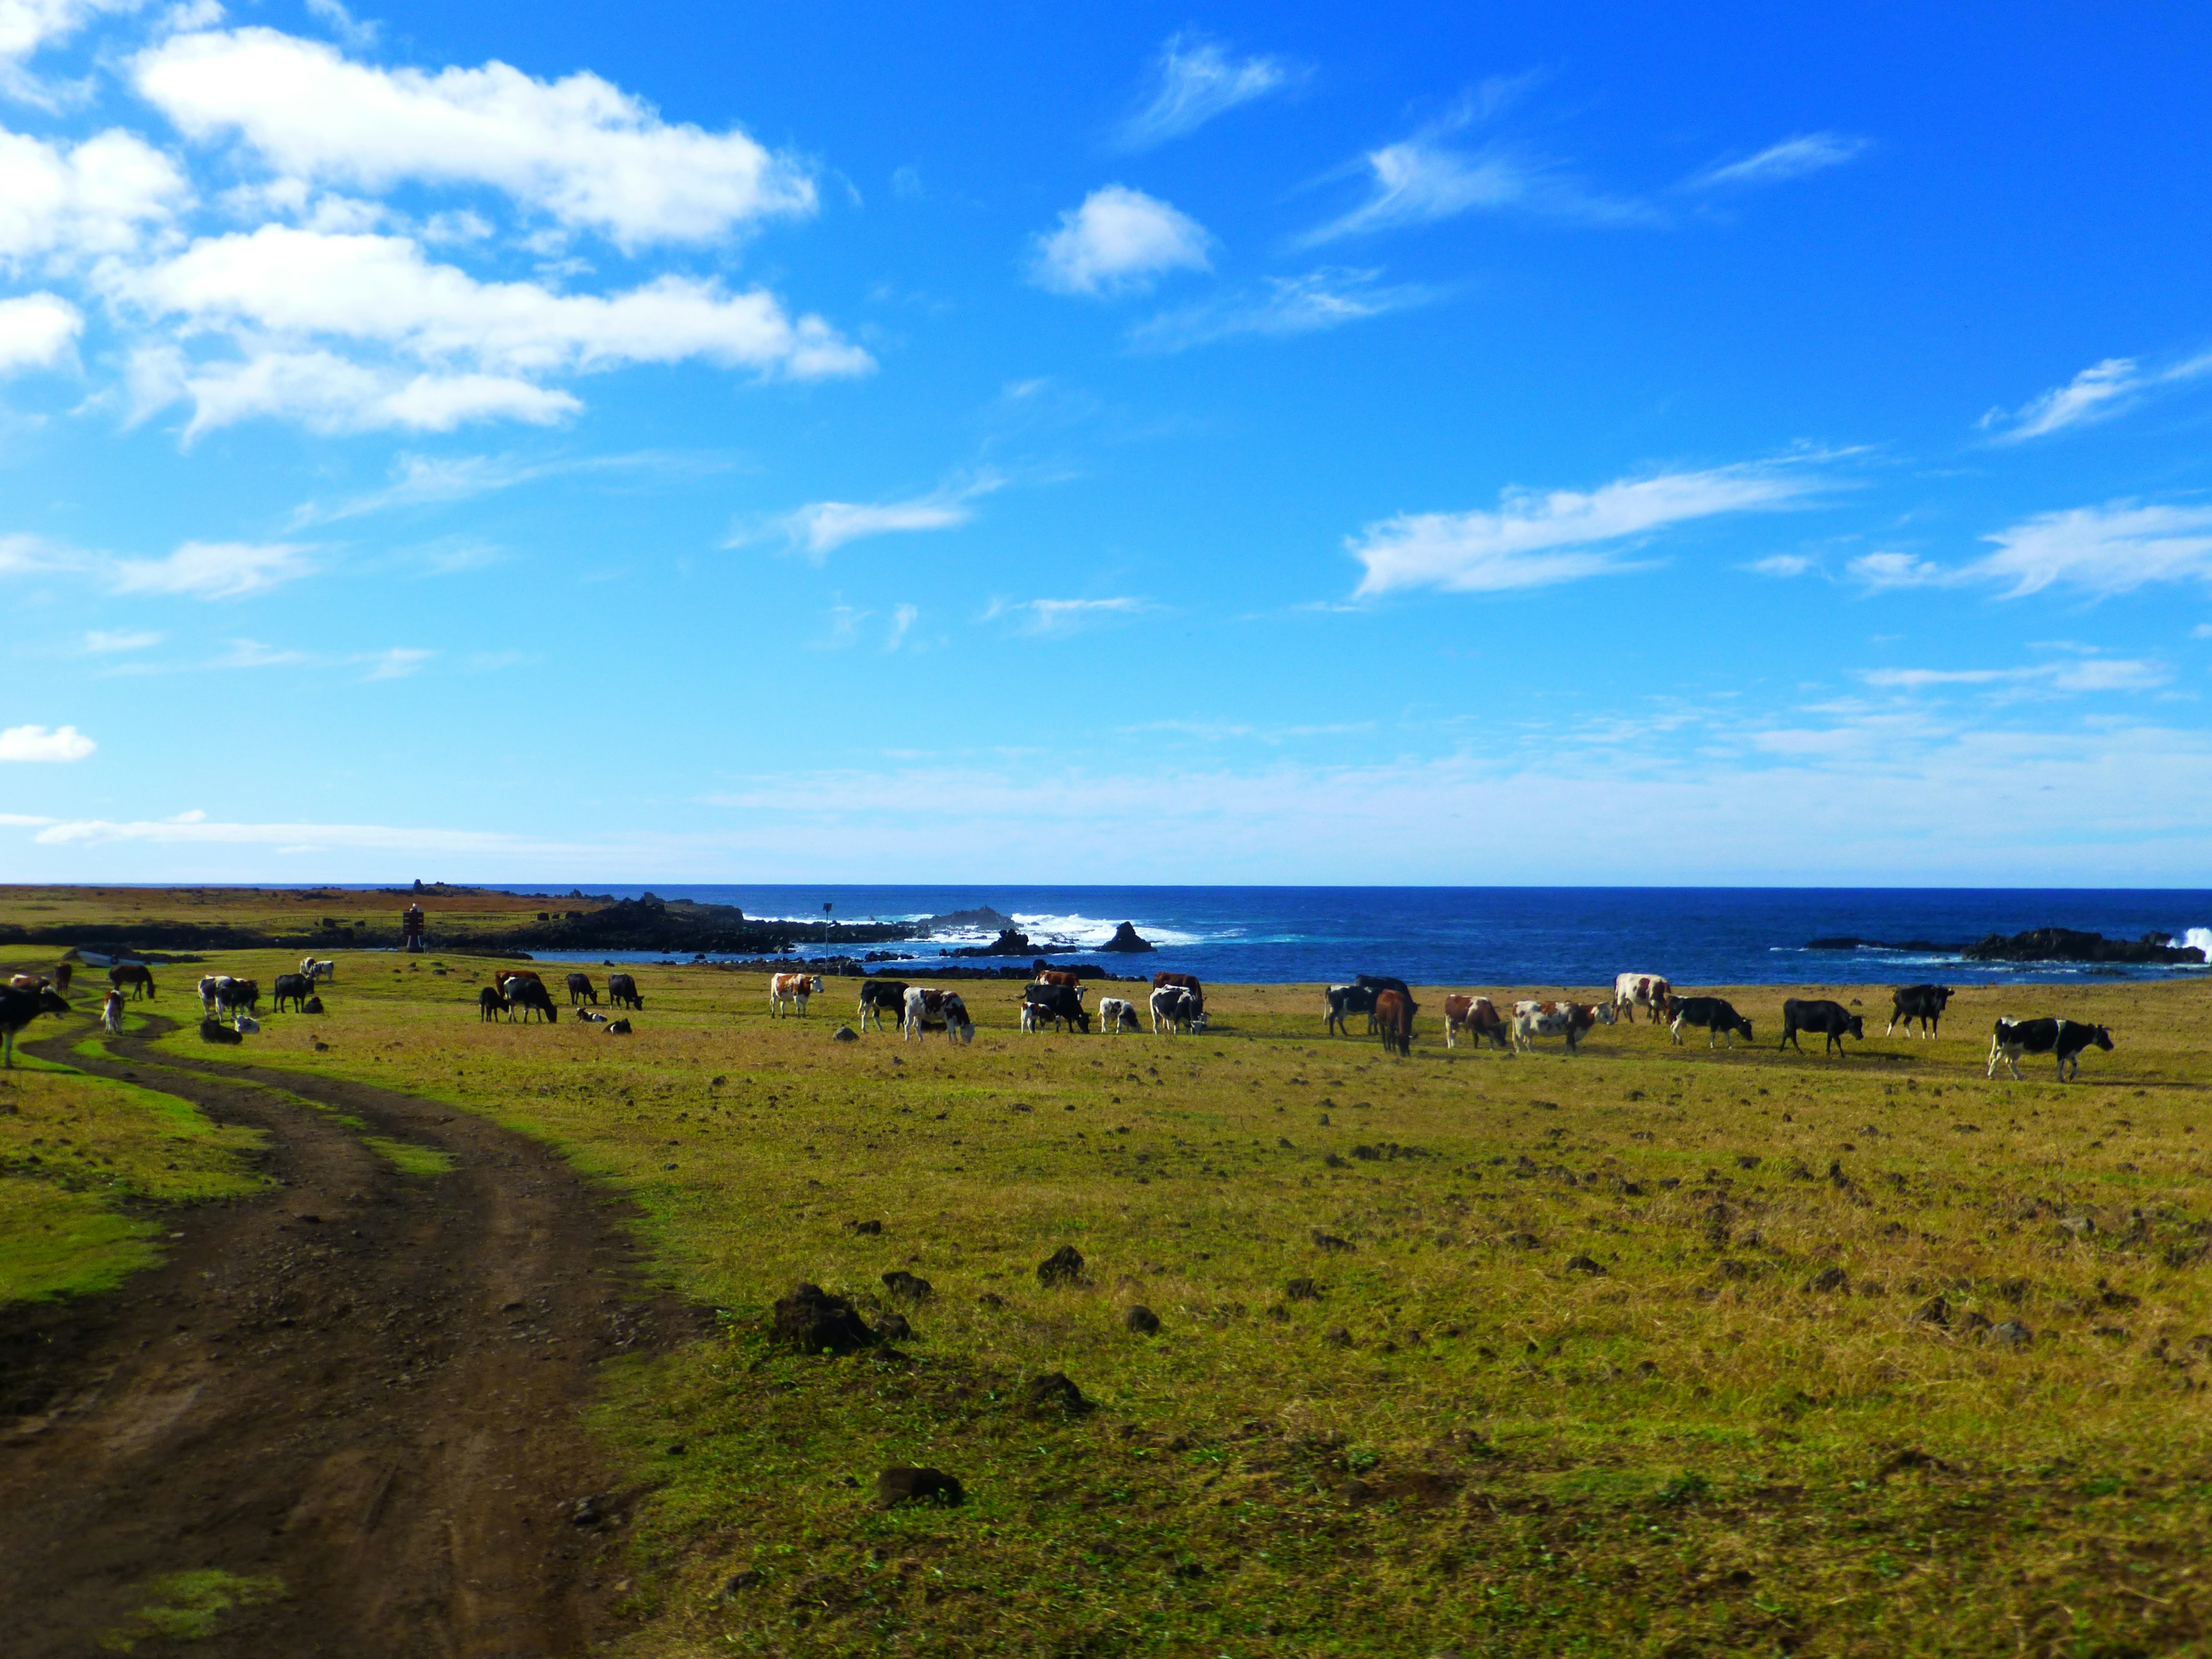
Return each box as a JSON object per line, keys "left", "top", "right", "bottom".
{"left": 97, "top": 1568, "right": 285, "bottom": 1651}
{"left": 61, "top": 945, "right": 2212, "bottom": 1653}
{"left": 0, "top": 1014, "right": 267, "bottom": 1306}
{"left": 360, "top": 1135, "right": 456, "bottom": 1176}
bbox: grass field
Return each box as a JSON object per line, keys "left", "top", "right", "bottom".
{"left": 11, "top": 941, "right": 2212, "bottom": 1655}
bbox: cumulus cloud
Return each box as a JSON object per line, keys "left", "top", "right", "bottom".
{"left": 108, "top": 539, "right": 314, "bottom": 598}
{"left": 1128, "top": 266, "right": 1436, "bottom": 352}
{"left": 1980, "top": 352, "right": 2212, "bottom": 443}
{"left": 1115, "top": 32, "right": 1298, "bottom": 150}
{"left": 1968, "top": 501, "right": 2212, "bottom": 597}
{"left": 1687, "top": 132, "right": 1868, "bottom": 190}
{"left": 133, "top": 28, "right": 816, "bottom": 248}
{"left": 0, "top": 291, "right": 79, "bottom": 371}
{"left": 0, "top": 124, "right": 186, "bottom": 266}
{"left": 1349, "top": 459, "right": 1826, "bottom": 597}
{"left": 0, "top": 721, "right": 94, "bottom": 760}
{"left": 1029, "top": 185, "right": 1210, "bottom": 297}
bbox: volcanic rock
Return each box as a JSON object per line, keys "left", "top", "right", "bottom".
{"left": 772, "top": 1283, "right": 875, "bottom": 1355}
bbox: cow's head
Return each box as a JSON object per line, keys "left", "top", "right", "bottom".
{"left": 2092, "top": 1025, "right": 2114, "bottom": 1051}
{"left": 1736, "top": 1017, "right": 1755, "bottom": 1040}
{"left": 1847, "top": 1015, "right": 1865, "bottom": 1039}
{"left": 36, "top": 988, "right": 71, "bottom": 1017}
{"left": 1936, "top": 986, "right": 1954, "bottom": 1006}
{"left": 1593, "top": 1004, "right": 1618, "bottom": 1025}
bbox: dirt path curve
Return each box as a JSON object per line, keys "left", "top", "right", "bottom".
{"left": 0, "top": 1017, "right": 692, "bottom": 1658}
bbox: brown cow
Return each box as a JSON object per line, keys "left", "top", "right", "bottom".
{"left": 1443, "top": 994, "right": 1513, "bottom": 1051}
{"left": 1151, "top": 972, "right": 1204, "bottom": 1014}
{"left": 110, "top": 962, "right": 156, "bottom": 999}
{"left": 1374, "top": 988, "right": 1413, "bottom": 1056}
{"left": 1034, "top": 969, "right": 1084, "bottom": 989}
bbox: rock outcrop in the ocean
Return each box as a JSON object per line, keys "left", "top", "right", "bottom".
{"left": 1100, "top": 922, "right": 1156, "bottom": 953}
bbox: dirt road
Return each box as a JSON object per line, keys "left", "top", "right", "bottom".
{"left": 0, "top": 1018, "right": 690, "bottom": 1657}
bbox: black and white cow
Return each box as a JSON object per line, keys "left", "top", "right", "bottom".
{"left": 1779, "top": 998, "right": 1862, "bottom": 1056}
{"left": 1669, "top": 996, "right": 1754, "bottom": 1048}
{"left": 1988, "top": 1017, "right": 2114, "bottom": 1082}
{"left": 1096, "top": 996, "right": 1138, "bottom": 1034}
{"left": 858, "top": 980, "right": 909, "bottom": 1033}
{"left": 566, "top": 972, "right": 599, "bottom": 1006}
{"left": 0, "top": 984, "right": 70, "bottom": 1067}
{"left": 1324, "top": 983, "right": 1377, "bottom": 1036}
{"left": 1887, "top": 984, "right": 1953, "bottom": 1038}
{"left": 903, "top": 987, "right": 973, "bottom": 1043}
{"left": 1024, "top": 981, "right": 1091, "bottom": 1034}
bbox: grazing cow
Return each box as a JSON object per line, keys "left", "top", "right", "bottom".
{"left": 1887, "top": 984, "right": 1953, "bottom": 1038}
{"left": 1613, "top": 973, "right": 1672, "bottom": 1024}
{"left": 1779, "top": 998, "right": 1862, "bottom": 1057}
{"left": 102, "top": 989, "right": 124, "bottom": 1034}
{"left": 1669, "top": 996, "right": 1754, "bottom": 1048}
{"left": 1096, "top": 996, "right": 1138, "bottom": 1034}
{"left": 902, "top": 987, "right": 972, "bottom": 1043}
{"left": 607, "top": 972, "right": 644, "bottom": 1010}
{"left": 233, "top": 1014, "right": 260, "bottom": 1035}
{"left": 300, "top": 958, "right": 336, "bottom": 984}
{"left": 1374, "top": 989, "right": 1414, "bottom": 1056}
{"left": 566, "top": 972, "right": 599, "bottom": 1006}
{"left": 1019, "top": 999, "right": 1052, "bottom": 1033}
{"left": 858, "top": 980, "right": 909, "bottom": 1032}
{"left": 1988, "top": 1017, "right": 2114, "bottom": 1082}
{"left": 109, "top": 963, "right": 155, "bottom": 1000}
{"left": 217, "top": 979, "right": 261, "bottom": 1019}
{"left": 1354, "top": 974, "right": 1411, "bottom": 1003}
{"left": 1025, "top": 981, "right": 1091, "bottom": 1034}
{"left": 1151, "top": 972, "right": 1205, "bottom": 1015}
{"left": 1324, "top": 983, "right": 1378, "bottom": 1037}
{"left": 1150, "top": 984, "right": 1200, "bottom": 1035}
{"left": 495, "top": 969, "right": 544, "bottom": 996}
{"left": 478, "top": 986, "right": 506, "bottom": 1021}
{"left": 1, "top": 985, "right": 71, "bottom": 1067}
{"left": 199, "top": 1018, "right": 243, "bottom": 1046}
{"left": 1035, "top": 969, "right": 1085, "bottom": 990}
{"left": 1511, "top": 1000, "right": 1614, "bottom": 1055}
{"left": 1442, "top": 994, "right": 1513, "bottom": 1051}
{"left": 52, "top": 962, "right": 71, "bottom": 995}
{"left": 769, "top": 972, "right": 823, "bottom": 1017}
{"left": 271, "top": 972, "right": 313, "bottom": 1013}
{"left": 506, "top": 977, "right": 559, "bottom": 1024}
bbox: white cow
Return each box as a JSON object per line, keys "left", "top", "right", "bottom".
{"left": 1096, "top": 996, "right": 1138, "bottom": 1034}
{"left": 300, "top": 957, "right": 336, "bottom": 983}
{"left": 101, "top": 990, "right": 124, "bottom": 1033}
{"left": 902, "top": 986, "right": 973, "bottom": 1043}
{"left": 1150, "top": 984, "right": 1199, "bottom": 1035}
{"left": 232, "top": 1014, "right": 260, "bottom": 1035}
{"left": 1612, "top": 973, "right": 1671, "bottom": 1024}
{"left": 769, "top": 972, "right": 824, "bottom": 1017}
{"left": 1512, "top": 999, "right": 1615, "bottom": 1054}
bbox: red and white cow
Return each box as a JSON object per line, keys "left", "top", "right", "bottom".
{"left": 769, "top": 972, "right": 824, "bottom": 1017}
{"left": 1513, "top": 999, "right": 1615, "bottom": 1054}
{"left": 902, "top": 986, "right": 973, "bottom": 1043}
{"left": 101, "top": 989, "right": 124, "bottom": 1033}
{"left": 1443, "top": 994, "right": 1514, "bottom": 1051}
{"left": 1612, "top": 972, "right": 1671, "bottom": 1024}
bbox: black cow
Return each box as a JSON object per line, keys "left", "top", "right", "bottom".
{"left": 1669, "top": 996, "right": 1753, "bottom": 1048}
{"left": 217, "top": 978, "right": 260, "bottom": 1019}
{"left": 508, "top": 977, "right": 558, "bottom": 1024}
{"left": 0, "top": 985, "right": 70, "bottom": 1067}
{"left": 607, "top": 972, "right": 643, "bottom": 1010}
{"left": 198, "top": 1017, "right": 243, "bottom": 1046}
{"left": 271, "top": 972, "right": 313, "bottom": 1012}
{"left": 1024, "top": 981, "right": 1091, "bottom": 1034}
{"left": 566, "top": 972, "right": 599, "bottom": 1006}
{"left": 1989, "top": 1017, "right": 2114, "bottom": 1082}
{"left": 1780, "top": 998, "right": 1863, "bottom": 1056}
{"left": 1887, "top": 984, "right": 1953, "bottom": 1038}
{"left": 478, "top": 985, "right": 505, "bottom": 1021}
{"left": 858, "top": 980, "right": 908, "bottom": 1033}
{"left": 1324, "top": 983, "right": 1377, "bottom": 1036}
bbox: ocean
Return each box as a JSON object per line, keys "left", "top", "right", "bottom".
{"left": 502, "top": 886, "right": 2212, "bottom": 987}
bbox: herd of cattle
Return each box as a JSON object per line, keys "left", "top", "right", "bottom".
{"left": 844, "top": 970, "right": 1208, "bottom": 1042}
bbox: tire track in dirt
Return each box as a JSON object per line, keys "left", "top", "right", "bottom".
{"left": 0, "top": 1017, "right": 698, "bottom": 1658}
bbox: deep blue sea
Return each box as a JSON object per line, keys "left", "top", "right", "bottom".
{"left": 498, "top": 886, "right": 2212, "bottom": 987}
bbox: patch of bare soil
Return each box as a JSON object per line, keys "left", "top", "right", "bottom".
{"left": 0, "top": 1018, "right": 698, "bottom": 1657}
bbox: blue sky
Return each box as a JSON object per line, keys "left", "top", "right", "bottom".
{"left": 3, "top": 2, "right": 2210, "bottom": 884}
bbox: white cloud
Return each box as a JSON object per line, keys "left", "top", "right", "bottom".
{"left": 1746, "top": 552, "right": 1814, "bottom": 577}
{"left": 359, "top": 645, "right": 431, "bottom": 679}
{"left": 1846, "top": 550, "right": 1950, "bottom": 590}
{"left": 0, "top": 0, "right": 141, "bottom": 90}
{"left": 1115, "top": 32, "right": 1297, "bottom": 150}
{"left": 0, "top": 721, "right": 94, "bottom": 760}
{"left": 1970, "top": 501, "right": 2212, "bottom": 598}
{"left": 27, "top": 812, "right": 546, "bottom": 851}
{"left": 133, "top": 27, "right": 816, "bottom": 248}
{"left": 1128, "top": 266, "right": 1436, "bottom": 352}
{"left": 109, "top": 539, "right": 313, "bottom": 598}
{"left": 0, "top": 125, "right": 186, "bottom": 265}
{"left": 1028, "top": 185, "right": 1210, "bottom": 298}
{"left": 1979, "top": 352, "right": 2212, "bottom": 443}
{"left": 986, "top": 596, "right": 1153, "bottom": 635}
{"left": 1349, "top": 459, "right": 1825, "bottom": 597}
{"left": 756, "top": 472, "right": 1003, "bottom": 560}
{"left": 0, "top": 291, "right": 79, "bottom": 371}
{"left": 84, "top": 627, "right": 160, "bottom": 651}
{"left": 168, "top": 349, "right": 579, "bottom": 438}
{"left": 302, "top": 0, "right": 378, "bottom": 51}
{"left": 1688, "top": 132, "right": 1868, "bottom": 190}
{"left": 1860, "top": 657, "right": 2169, "bottom": 694}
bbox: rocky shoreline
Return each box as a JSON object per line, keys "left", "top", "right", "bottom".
{"left": 1806, "top": 926, "right": 2205, "bottom": 966}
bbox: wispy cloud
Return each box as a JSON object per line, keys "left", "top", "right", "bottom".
{"left": 1979, "top": 351, "right": 2212, "bottom": 443}
{"left": 1860, "top": 655, "right": 2169, "bottom": 695}
{"left": 109, "top": 540, "right": 315, "bottom": 599}
{"left": 1114, "top": 32, "right": 1300, "bottom": 150}
{"left": 985, "top": 596, "right": 1154, "bottom": 635}
{"left": 1686, "top": 132, "right": 1868, "bottom": 191}
{"left": 1970, "top": 500, "right": 2212, "bottom": 597}
{"left": 1745, "top": 552, "right": 1815, "bottom": 577}
{"left": 748, "top": 470, "right": 1006, "bottom": 561}
{"left": 0, "top": 724, "right": 95, "bottom": 762}
{"left": 360, "top": 646, "right": 434, "bottom": 679}
{"left": 1349, "top": 456, "right": 1830, "bottom": 597}
{"left": 84, "top": 627, "right": 162, "bottom": 652}
{"left": 1846, "top": 550, "right": 1951, "bottom": 590}
{"left": 1028, "top": 186, "right": 1211, "bottom": 297}
{"left": 1128, "top": 266, "right": 1438, "bottom": 352}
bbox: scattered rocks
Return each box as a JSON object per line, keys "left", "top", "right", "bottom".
{"left": 1311, "top": 1231, "right": 1355, "bottom": 1252}
{"left": 1989, "top": 1320, "right": 2033, "bottom": 1348}
{"left": 721, "top": 1570, "right": 761, "bottom": 1596}
{"left": 847, "top": 1219, "right": 883, "bottom": 1235}
{"left": 1715, "top": 1259, "right": 1747, "bottom": 1279}
{"left": 1125, "top": 1305, "right": 1161, "bottom": 1335}
{"left": 2060, "top": 1215, "right": 2097, "bottom": 1237}
{"left": 1504, "top": 1232, "right": 1540, "bottom": 1250}
{"left": 1807, "top": 1267, "right": 1849, "bottom": 1294}
{"left": 1284, "top": 1277, "right": 1323, "bottom": 1302}
{"left": 875, "top": 1466, "right": 964, "bottom": 1508}
{"left": 1323, "top": 1326, "right": 1351, "bottom": 1347}
{"left": 832, "top": 1026, "right": 859, "bottom": 1042}
{"left": 1911, "top": 1295, "right": 1949, "bottom": 1327}
{"left": 876, "top": 1311, "right": 913, "bottom": 1342}
{"left": 881, "top": 1270, "right": 932, "bottom": 1303}
{"left": 1024, "top": 1371, "right": 1095, "bottom": 1416}
{"left": 772, "top": 1283, "right": 875, "bottom": 1355}
{"left": 1564, "top": 1254, "right": 1605, "bottom": 1275}
{"left": 570, "top": 1495, "right": 604, "bottom": 1527}
{"left": 1036, "top": 1245, "right": 1085, "bottom": 1287}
